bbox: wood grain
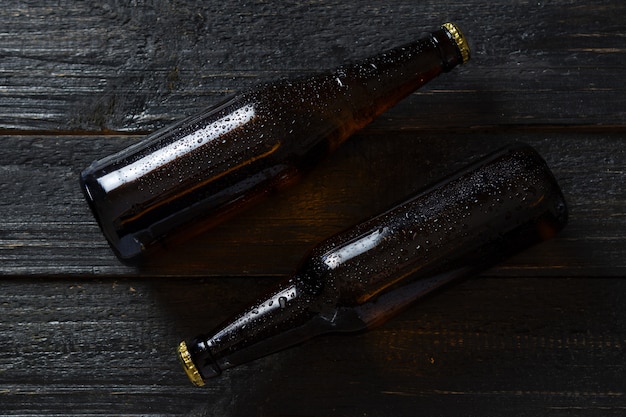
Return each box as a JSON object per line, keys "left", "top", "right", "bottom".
{"left": 0, "top": 276, "right": 624, "bottom": 416}
{"left": 1, "top": 131, "right": 625, "bottom": 277}
{"left": 0, "top": 0, "right": 625, "bottom": 416}
{"left": 1, "top": 1, "right": 625, "bottom": 132}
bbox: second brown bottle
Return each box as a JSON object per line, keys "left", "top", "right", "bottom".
{"left": 80, "top": 23, "right": 470, "bottom": 262}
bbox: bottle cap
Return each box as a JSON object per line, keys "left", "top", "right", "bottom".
{"left": 177, "top": 341, "right": 206, "bottom": 387}
{"left": 442, "top": 22, "right": 471, "bottom": 64}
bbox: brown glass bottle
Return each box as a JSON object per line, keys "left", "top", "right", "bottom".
{"left": 80, "top": 23, "right": 470, "bottom": 262}
{"left": 177, "top": 144, "right": 568, "bottom": 386}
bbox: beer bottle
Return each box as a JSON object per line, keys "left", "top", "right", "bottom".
{"left": 177, "top": 144, "right": 568, "bottom": 386}
{"left": 80, "top": 23, "right": 470, "bottom": 262}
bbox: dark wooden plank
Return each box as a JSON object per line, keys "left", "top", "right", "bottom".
{"left": 1, "top": 131, "right": 625, "bottom": 277}
{"left": 1, "top": 0, "right": 625, "bottom": 415}
{"left": 1, "top": 1, "right": 625, "bottom": 132}
{"left": 0, "top": 275, "right": 625, "bottom": 416}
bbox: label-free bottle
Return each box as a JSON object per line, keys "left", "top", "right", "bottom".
{"left": 178, "top": 143, "right": 568, "bottom": 386}
{"left": 80, "top": 23, "right": 470, "bottom": 262}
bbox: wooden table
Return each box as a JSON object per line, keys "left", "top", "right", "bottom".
{"left": 1, "top": 1, "right": 625, "bottom": 415}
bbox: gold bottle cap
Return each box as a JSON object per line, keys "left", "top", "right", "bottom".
{"left": 177, "top": 341, "right": 206, "bottom": 387}
{"left": 442, "top": 22, "right": 471, "bottom": 64}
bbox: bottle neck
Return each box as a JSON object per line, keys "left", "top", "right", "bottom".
{"left": 185, "top": 273, "right": 360, "bottom": 381}
{"left": 434, "top": 26, "right": 468, "bottom": 70}
{"left": 317, "top": 25, "right": 467, "bottom": 150}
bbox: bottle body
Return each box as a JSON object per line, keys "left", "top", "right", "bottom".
{"left": 80, "top": 23, "right": 470, "bottom": 262}
{"left": 179, "top": 143, "right": 568, "bottom": 386}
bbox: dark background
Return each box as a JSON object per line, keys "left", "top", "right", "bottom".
{"left": 1, "top": 1, "right": 625, "bottom": 416}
